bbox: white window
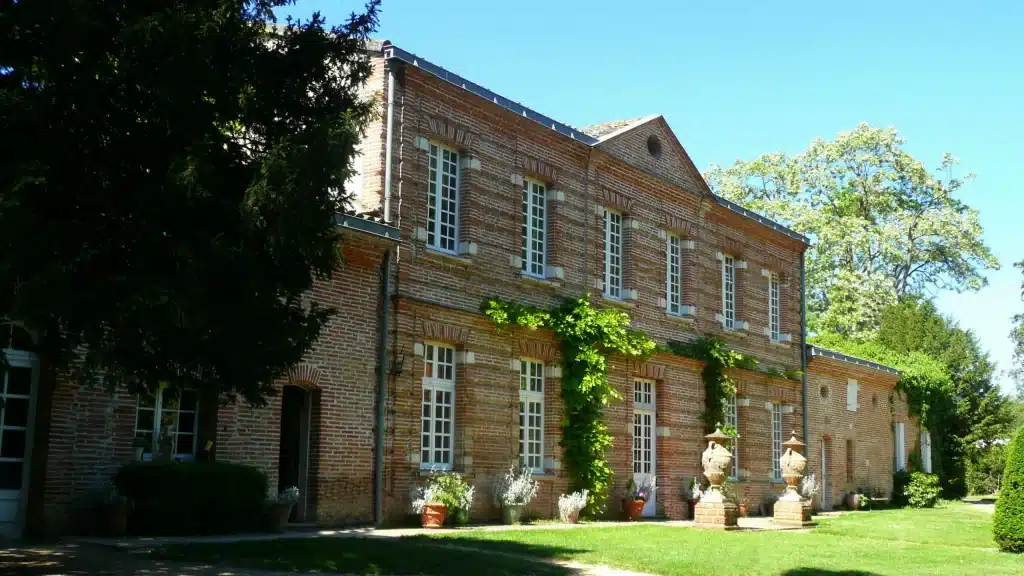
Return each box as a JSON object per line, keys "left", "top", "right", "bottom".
{"left": 427, "top": 143, "right": 459, "bottom": 253}
{"left": 724, "top": 394, "right": 739, "bottom": 479}
{"left": 633, "top": 379, "right": 655, "bottom": 474}
{"left": 768, "top": 271, "right": 781, "bottom": 341}
{"left": 847, "top": 379, "right": 859, "bottom": 412}
{"left": 721, "top": 254, "right": 736, "bottom": 330}
{"left": 135, "top": 386, "right": 200, "bottom": 461}
{"left": 521, "top": 179, "right": 547, "bottom": 277}
{"left": 920, "top": 430, "right": 933, "bottom": 474}
{"left": 666, "top": 234, "right": 682, "bottom": 314}
{"left": 519, "top": 359, "right": 544, "bottom": 472}
{"left": 895, "top": 422, "right": 907, "bottom": 472}
{"left": 771, "top": 402, "right": 783, "bottom": 481}
{"left": 603, "top": 208, "right": 623, "bottom": 299}
{"left": 421, "top": 343, "right": 455, "bottom": 469}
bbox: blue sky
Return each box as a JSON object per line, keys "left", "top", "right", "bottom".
{"left": 286, "top": 0, "right": 1023, "bottom": 392}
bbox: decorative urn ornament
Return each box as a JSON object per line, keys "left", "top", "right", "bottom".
{"left": 700, "top": 428, "right": 735, "bottom": 502}
{"left": 779, "top": 431, "right": 808, "bottom": 502}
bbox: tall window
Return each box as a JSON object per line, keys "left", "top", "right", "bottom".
{"left": 666, "top": 234, "right": 682, "bottom": 314}
{"left": 894, "top": 422, "right": 906, "bottom": 472}
{"left": 721, "top": 254, "right": 736, "bottom": 330}
{"left": 771, "top": 402, "right": 783, "bottom": 481}
{"left": 724, "top": 394, "right": 738, "bottom": 479}
{"left": 633, "top": 379, "right": 655, "bottom": 475}
{"left": 768, "top": 271, "right": 780, "bottom": 341}
{"left": 421, "top": 343, "right": 455, "bottom": 469}
{"left": 521, "top": 179, "right": 547, "bottom": 277}
{"left": 519, "top": 359, "right": 544, "bottom": 472}
{"left": 920, "top": 430, "right": 933, "bottom": 474}
{"left": 604, "top": 208, "right": 623, "bottom": 298}
{"left": 135, "top": 386, "right": 199, "bottom": 461}
{"left": 427, "top": 143, "right": 459, "bottom": 253}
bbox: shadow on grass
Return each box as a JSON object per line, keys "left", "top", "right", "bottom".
{"left": 782, "top": 565, "right": 880, "bottom": 569}
{"left": 159, "top": 535, "right": 582, "bottom": 575}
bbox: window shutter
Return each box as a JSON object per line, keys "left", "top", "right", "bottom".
{"left": 846, "top": 379, "right": 858, "bottom": 412}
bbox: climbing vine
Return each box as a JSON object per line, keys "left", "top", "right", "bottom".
{"left": 666, "top": 336, "right": 747, "bottom": 434}
{"left": 482, "top": 296, "right": 656, "bottom": 514}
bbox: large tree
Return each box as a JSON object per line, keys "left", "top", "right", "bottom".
{"left": 0, "top": 1, "right": 379, "bottom": 404}
{"left": 1012, "top": 260, "right": 1024, "bottom": 395}
{"left": 706, "top": 123, "right": 999, "bottom": 338}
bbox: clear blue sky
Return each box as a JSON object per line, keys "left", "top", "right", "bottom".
{"left": 286, "top": 0, "right": 1023, "bottom": 392}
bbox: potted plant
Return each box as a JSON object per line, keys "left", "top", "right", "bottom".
{"left": 412, "top": 484, "right": 447, "bottom": 528}
{"left": 683, "top": 476, "right": 703, "bottom": 520}
{"left": 799, "top": 473, "right": 821, "bottom": 512}
{"left": 132, "top": 435, "right": 149, "bottom": 462}
{"left": 267, "top": 486, "right": 299, "bottom": 532}
{"left": 447, "top": 477, "right": 475, "bottom": 527}
{"left": 104, "top": 484, "right": 131, "bottom": 536}
{"left": 558, "top": 489, "right": 589, "bottom": 524}
{"left": 413, "top": 471, "right": 471, "bottom": 528}
{"left": 623, "top": 477, "right": 655, "bottom": 521}
{"left": 857, "top": 493, "right": 870, "bottom": 511}
{"left": 760, "top": 491, "right": 778, "bottom": 517}
{"left": 493, "top": 466, "right": 539, "bottom": 524}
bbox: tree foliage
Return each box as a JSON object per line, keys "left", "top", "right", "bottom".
{"left": 0, "top": 1, "right": 380, "bottom": 404}
{"left": 706, "top": 124, "right": 998, "bottom": 339}
{"left": 994, "top": 425, "right": 1024, "bottom": 553}
{"left": 1011, "top": 260, "right": 1024, "bottom": 395}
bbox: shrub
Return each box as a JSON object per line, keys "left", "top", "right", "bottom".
{"left": 904, "top": 472, "right": 941, "bottom": 508}
{"left": 558, "top": 490, "right": 589, "bottom": 522}
{"left": 114, "top": 461, "right": 267, "bottom": 535}
{"left": 995, "top": 426, "right": 1024, "bottom": 553}
{"left": 493, "top": 466, "right": 539, "bottom": 507}
{"left": 411, "top": 471, "right": 473, "bottom": 514}
{"left": 967, "top": 443, "right": 1006, "bottom": 496}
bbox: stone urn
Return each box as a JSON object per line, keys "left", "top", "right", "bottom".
{"left": 779, "top": 431, "right": 808, "bottom": 502}
{"left": 700, "top": 428, "right": 735, "bottom": 503}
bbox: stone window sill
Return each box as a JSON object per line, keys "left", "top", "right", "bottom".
{"left": 518, "top": 273, "right": 561, "bottom": 288}
{"left": 665, "top": 312, "right": 697, "bottom": 324}
{"left": 422, "top": 246, "right": 473, "bottom": 266}
{"left": 602, "top": 295, "right": 635, "bottom": 309}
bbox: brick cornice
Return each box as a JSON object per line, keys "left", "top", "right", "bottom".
{"left": 519, "top": 339, "right": 558, "bottom": 362}
{"left": 721, "top": 237, "right": 745, "bottom": 257}
{"left": 663, "top": 214, "right": 695, "bottom": 236}
{"left": 421, "top": 320, "right": 470, "bottom": 345}
{"left": 424, "top": 116, "right": 474, "bottom": 148}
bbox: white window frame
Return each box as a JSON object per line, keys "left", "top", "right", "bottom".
{"left": 426, "top": 142, "right": 460, "bottom": 253}
{"left": 521, "top": 179, "right": 547, "bottom": 278}
{"left": 633, "top": 379, "right": 655, "bottom": 475}
{"left": 768, "top": 271, "right": 781, "bottom": 341}
{"left": 895, "top": 422, "right": 907, "bottom": 472}
{"left": 134, "top": 384, "right": 200, "bottom": 462}
{"left": 920, "top": 430, "right": 932, "bottom": 474}
{"left": 519, "top": 359, "right": 545, "bottom": 473}
{"left": 666, "top": 233, "right": 682, "bottom": 315}
{"left": 604, "top": 208, "right": 623, "bottom": 299}
{"left": 847, "top": 379, "right": 859, "bottom": 412}
{"left": 724, "top": 394, "right": 739, "bottom": 480}
{"left": 421, "top": 343, "right": 456, "bottom": 470}
{"left": 722, "top": 254, "right": 736, "bottom": 330}
{"left": 771, "top": 402, "right": 783, "bottom": 481}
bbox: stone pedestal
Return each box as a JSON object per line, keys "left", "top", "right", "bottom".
{"left": 773, "top": 499, "right": 813, "bottom": 528}
{"left": 695, "top": 499, "right": 739, "bottom": 529}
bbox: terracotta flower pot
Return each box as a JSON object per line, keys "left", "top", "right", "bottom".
{"left": 738, "top": 503, "right": 749, "bottom": 518}
{"left": 624, "top": 498, "right": 645, "bottom": 521}
{"left": 421, "top": 503, "right": 447, "bottom": 528}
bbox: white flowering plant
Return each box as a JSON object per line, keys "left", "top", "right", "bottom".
{"left": 411, "top": 471, "right": 473, "bottom": 514}
{"left": 493, "top": 466, "right": 539, "bottom": 507}
{"left": 558, "top": 489, "right": 589, "bottom": 522}
{"left": 799, "top": 473, "right": 821, "bottom": 500}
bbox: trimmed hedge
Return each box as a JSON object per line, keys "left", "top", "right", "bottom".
{"left": 995, "top": 426, "right": 1024, "bottom": 553}
{"left": 115, "top": 461, "right": 268, "bottom": 535}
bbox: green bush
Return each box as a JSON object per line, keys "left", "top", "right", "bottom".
{"left": 967, "top": 443, "right": 1006, "bottom": 496}
{"left": 995, "top": 426, "right": 1024, "bottom": 552}
{"left": 115, "top": 461, "right": 268, "bottom": 535}
{"left": 904, "top": 472, "right": 941, "bottom": 508}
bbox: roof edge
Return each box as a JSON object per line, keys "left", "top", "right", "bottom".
{"left": 806, "top": 345, "right": 901, "bottom": 376}
{"left": 714, "top": 196, "right": 809, "bottom": 244}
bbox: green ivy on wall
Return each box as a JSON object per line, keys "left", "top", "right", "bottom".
{"left": 482, "top": 296, "right": 656, "bottom": 514}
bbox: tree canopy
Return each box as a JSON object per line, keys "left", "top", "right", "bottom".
{"left": 706, "top": 123, "right": 999, "bottom": 339}
{"left": 0, "top": 1, "right": 380, "bottom": 404}
{"left": 1011, "top": 260, "right": 1024, "bottom": 395}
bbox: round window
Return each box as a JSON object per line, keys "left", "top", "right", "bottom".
{"left": 646, "top": 135, "right": 662, "bottom": 159}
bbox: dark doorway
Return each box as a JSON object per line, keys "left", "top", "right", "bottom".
{"left": 278, "top": 385, "right": 311, "bottom": 521}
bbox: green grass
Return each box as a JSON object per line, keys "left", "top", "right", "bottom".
{"left": 158, "top": 503, "right": 1024, "bottom": 575}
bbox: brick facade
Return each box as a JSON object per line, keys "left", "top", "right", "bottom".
{"left": 26, "top": 42, "right": 917, "bottom": 535}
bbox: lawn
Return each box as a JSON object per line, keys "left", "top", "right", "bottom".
{"left": 158, "top": 502, "right": 1024, "bottom": 575}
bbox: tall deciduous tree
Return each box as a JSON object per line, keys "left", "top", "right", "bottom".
{"left": 0, "top": 1, "right": 380, "bottom": 404}
{"left": 706, "top": 124, "right": 999, "bottom": 338}
{"left": 1012, "top": 260, "right": 1024, "bottom": 395}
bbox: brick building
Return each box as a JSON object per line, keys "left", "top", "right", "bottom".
{"left": 3, "top": 41, "right": 924, "bottom": 537}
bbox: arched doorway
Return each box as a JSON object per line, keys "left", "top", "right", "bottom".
{"left": 0, "top": 324, "right": 38, "bottom": 537}
{"left": 278, "top": 385, "right": 312, "bottom": 522}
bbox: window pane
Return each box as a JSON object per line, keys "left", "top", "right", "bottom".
{"left": 6, "top": 367, "right": 31, "bottom": 396}
{"left": 176, "top": 434, "right": 195, "bottom": 456}
{"left": 135, "top": 408, "right": 155, "bottom": 433}
{"left": 1, "top": 429, "right": 26, "bottom": 459}
{"left": 3, "top": 398, "right": 29, "bottom": 428}
{"left": 178, "top": 412, "right": 196, "bottom": 434}
{"left": 0, "top": 461, "right": 23, "bottom": 490}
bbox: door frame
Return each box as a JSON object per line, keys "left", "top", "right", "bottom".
{"left": 632, "top": 378, "right": 657, "bottom": 517}
{"left": 0, "top": 349, "right": 39, "bottom": 538}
